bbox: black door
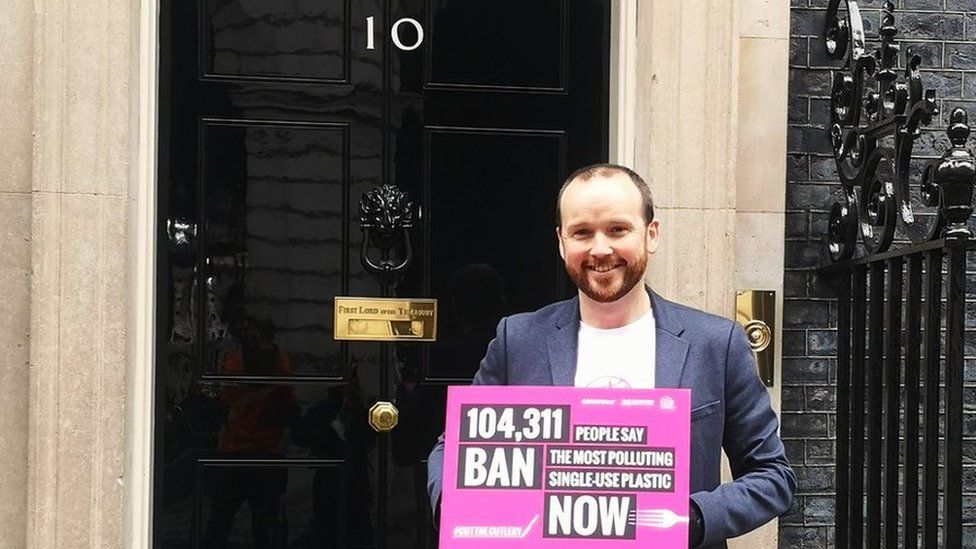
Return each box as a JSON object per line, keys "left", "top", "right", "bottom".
{"left": 154, "top": 1, "right": 609, "bottom": 547}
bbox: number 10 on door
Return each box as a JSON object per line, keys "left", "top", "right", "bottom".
{"left": 366, "top": 16, "right": 424, "bottom": 51}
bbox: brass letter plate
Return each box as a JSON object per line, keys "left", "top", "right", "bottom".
{"left": 333, "top": 297, "right": 438, "bottom": 341}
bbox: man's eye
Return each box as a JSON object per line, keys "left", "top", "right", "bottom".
{"left": 573, "top": 229, "right": 591, "bottom": 237}
{"left": 609, "top": 226, "right": 628, "bottom": 234}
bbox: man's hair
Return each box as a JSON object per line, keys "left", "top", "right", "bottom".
{"left": 556, "top": 163, "right": 654, "bottom": 226}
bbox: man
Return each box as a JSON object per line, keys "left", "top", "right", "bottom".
{"left": 427, "top": 164, "right": 796, "bottom": 547}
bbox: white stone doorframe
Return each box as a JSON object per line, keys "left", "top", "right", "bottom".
{"left": 123, "top": 2, "right": 640, "bottom": 546}
{"left": 610, "top": 0, "right": 639, "bottom": 168}
{"left": 125, "top": 0, "right": 158, "bottom": 546}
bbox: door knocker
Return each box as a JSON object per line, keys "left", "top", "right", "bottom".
{"left": 359, "top": 184, "right": 414, "bottom": 286}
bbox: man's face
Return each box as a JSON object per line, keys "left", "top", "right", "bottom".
{"left": 557, "top": 173, "right": 659, "bottom": 303}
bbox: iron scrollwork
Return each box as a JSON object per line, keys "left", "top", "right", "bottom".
{"left": 359, "top": 184, "right": 415, "bottom": 286}
{"left": 820, "top": 0, "right": 976, "bottom": 261}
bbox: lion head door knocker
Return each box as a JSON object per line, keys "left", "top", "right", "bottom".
{"left": 359, "top": 184, "right": 415, "bottom": 286}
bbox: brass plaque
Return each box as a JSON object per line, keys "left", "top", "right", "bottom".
{"left": 333, "top": 297, "right": 437, "bottom": 341}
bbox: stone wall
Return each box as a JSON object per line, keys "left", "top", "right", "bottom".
{"left": 784, "top": 0, "right": 976, "bottom": 546}
{"left": 15, "top": 0, "right": 137, "bottom": 546}
{"left": 0, "top": 0, "right": 34, "bottom": 546}
{"left": 635, "top": 1, "right": 790, "bottom": 546}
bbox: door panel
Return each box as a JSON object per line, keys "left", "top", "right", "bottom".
{"left": 202, "top": 0, "right": 349, "bottom": 82}
{"left": 427, "top": 0, "right": 565, "bottom": 90}
{"left": 425, "top": 129, "right": 566, "bottom": 317}
{"left": 155, "top": 1, "right": 608, "bottom": 547}
{"left": 200, "top": 120, "right": 348, "bottom": 378}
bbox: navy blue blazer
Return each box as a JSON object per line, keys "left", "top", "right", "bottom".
{"left": 427, "top": 287, "right": 796, "bottom": 547}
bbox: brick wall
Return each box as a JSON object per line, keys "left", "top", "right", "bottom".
{"left": 783, "top": 0, "right": 976, "bottom": 546}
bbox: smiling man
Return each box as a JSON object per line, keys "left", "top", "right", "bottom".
{"left": 427, "top": 164, "right": 795, "bottom": 548}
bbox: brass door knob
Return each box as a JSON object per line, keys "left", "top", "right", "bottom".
{"left": 369, "top": 401, "right": 399, "bottom": 433}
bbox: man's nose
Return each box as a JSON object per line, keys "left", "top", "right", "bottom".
{"left": 589, "top": 232, "right": 612, "bottom": 256}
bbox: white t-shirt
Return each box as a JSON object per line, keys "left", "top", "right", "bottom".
{"left": 574, "top": 309, "right": 656, "bottom": 389}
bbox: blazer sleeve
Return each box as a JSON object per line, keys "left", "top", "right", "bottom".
{"left": 690, "top": 324, "right": 797, "bottom": 545}
{"left": 427, "top": 316, "right": 510, "bottom": 514}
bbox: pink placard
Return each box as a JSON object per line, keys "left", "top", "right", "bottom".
{"left": 439, "top": 386, "right": 690, "bottom": 547}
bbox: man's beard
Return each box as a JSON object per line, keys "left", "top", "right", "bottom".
{"left": 565, "top": 252, "right": 647, "bottom": 303}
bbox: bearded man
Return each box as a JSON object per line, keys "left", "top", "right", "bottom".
{"left": 426, "top": 164, "right": 795, "bottom": 548}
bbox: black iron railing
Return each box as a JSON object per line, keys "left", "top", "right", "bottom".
{"left": 820, "top": 2, "right": 975, "bottom": 547}
{"left": 822, "top": 239, "right": 971, "bottom": 548}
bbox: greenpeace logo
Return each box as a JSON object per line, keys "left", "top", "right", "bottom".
{"left": 581, "top": 398, "right": 616, "bottom": 405}
{"left": 452, "top": 515, "right": 539, "bottom": 539}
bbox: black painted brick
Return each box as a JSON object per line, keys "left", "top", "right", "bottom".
{"left": 786, "top": 241, "right": 825, "bottom": 268}
{"left": 921, "top": 69, "right": 963, "bottom": 99}
{"left": 788, "top": 126, "right": 832, "bottom": 154}
{"left": 790, "top": 37, "right": 809, "bottom": 67}
{"left": 809, "top": 98, "right": 831, "bottom": 127}
{"left": 810, "top": 212, "right": 830, "bottom": 240}
{"left": 808, "top": 155, "right": 837, "bottom": 181}
{"left": 795, "top": 465, "right": 836, "bottom": 491}
{"left": 785, "top": 2, "right": 976, "bottom": 544}
{"left": 963, "top": 73, "right": 976, "bottom": 99}
{"left": 783, "top": 395, "right": 807, "bottom": 430}
{"left": 807, "top": 272, "right": 838, "bottom": 298}
{"left": 861, "top": 10, "right": 880, "bottom": 38}
{"left": 947, "top": 42, "right": 976, "bottom": 69}
{"left": 903, "top": 41, "right": 944, "bottom": 68}
{"left": 783, "top": 358, "right": 832, "bottom": 383}
{"left": 790, "top": 67, "right": 833, "bottom": 96}
{"left": 786, "top": 211, "right": 809, "bottom": 239}
{"left": 784, "top": 299, "right": 831, "bottom": 327}
{"left": 905, "top": 0, "right": 947, "bottom": 10}
{"left": 789, "top": 95, "right": 809, "bottom": 124}
{"left": 785, "top": 271, "right": 808, "bottom": 297}
{"left": 791, "top": 9, "right": 828, "bottom": 38}
{"left": 783, "top": 329, "right": 807, "bottom": 355}
{"left": 783, "top": 438, "right": 805, "bottom": 463}
{"left": 786, "top": 183, "right": 833, "bottom": 210}
{"left": 807, "top": 330, "right": 838, "bottom": 356}
{"left": 967, "top": 359, "right": 976, "bottom": 382}
{"left": 788, "top": 153, "right": 809, "bottom": 182}
{"left": 911, "top": 126, "right": 952, "bottom": 155}
{"left": 805, "top": 385, "right": 837, "bottom": 410}
{"left": 803, "top": 496, "right": 836, "bottom": 524}
{"left": 947, "top": 0, "right": 976, "bottom": 12}
{"left": 898, "top": 13, "right": 965, "bottom": 41}
{"left": 805, "top": 439, "right": 836, "bottom": 463}
{"left": 780, "top": 496, "right": 804, "bottom": 526}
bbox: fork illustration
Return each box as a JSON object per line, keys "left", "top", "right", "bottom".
{"left": 629, "top": 508, "right": 689, "bottom": 529}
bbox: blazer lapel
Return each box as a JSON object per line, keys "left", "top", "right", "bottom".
{"left": 547, "top": 297, "right": 580, "bottom": 386}
{"left": 649, "top": 289, "right": 690, "bottom": 388}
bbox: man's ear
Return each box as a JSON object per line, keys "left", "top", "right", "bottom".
{"left": 645, "top": 220, "right": 660, "bottom": 255}
{"left": 556, "top": 226, "right": 566, "bottom": 260}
